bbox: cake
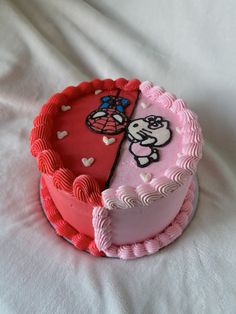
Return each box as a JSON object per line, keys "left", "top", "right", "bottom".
{"left": 30, "top": 78, "right": 203, "bottom": 259}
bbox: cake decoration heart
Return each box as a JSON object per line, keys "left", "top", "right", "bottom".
{"left": 103, "top": 136, "right": 116, "bottom": 146}
{"left": 82, "top": 157, "right": 95, "bottom": 167}
{"left": 140, "top": 172, "right": 153, "bottom": 183}
{"left": 141, "top": 101, "right": 149, "bottom": 109}
{"left": 57, "top": 130, "right": 68, "bottom": 139}
{"left": 61, "top": 105, "right": 71, "bottom": 112}
{"left": 176, "top": 127, "right": 182, "bottom": 134}
{"left": 95, "top": 89, "right": 102, "bottom": 95}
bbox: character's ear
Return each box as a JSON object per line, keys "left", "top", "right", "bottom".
{"left": 141, "top": 137, "right": 156, "bottom": 146}
{"left": 144, "top": 115, "right": 156, "bottom": 122}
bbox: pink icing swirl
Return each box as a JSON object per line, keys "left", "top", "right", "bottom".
{"left": 183, "top": 143, "right": 202, "bottom": 158}
{"left": 136, "top": 184, "right": 162, "bottom": 205}
{"left": 92, "top": 206, "right": 112, "bottom": 250}
{"left": 157, "top": 92, "right": 176, "bottom": 108}
{"left": 176, "top": 156, "right": 198, "bottom": 174}
{"left": 183, "top": 131, "right": 203, "bottom": 144}
{"left": 171, "top": 99, "right": 186, "bottom": 113}
{"left": 117, "top": 186, "right": 141, "bottom": 208}
{"left": 150, "top": 176, "right": 179, "bottom": 196}
{"left": 165, "top": 166, "right": 189, "bottom": 185}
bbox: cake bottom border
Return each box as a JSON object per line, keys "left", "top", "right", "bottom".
{"left": 39, "top": 176, "right": 199, "bottom": 259}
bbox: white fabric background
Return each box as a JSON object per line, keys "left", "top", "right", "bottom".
{"left": 0, "top": 0, "right": 236, "bottom": 313}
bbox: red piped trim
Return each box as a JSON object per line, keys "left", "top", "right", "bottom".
{"left": 31, "top": 138, "right": 51, "bottom": 157}
{"left": 30, "top": 125, "right": 51, "bottom": 144}
{"left": 33, "top": 114, "right": 53, "bottom": 128}
{"left": 91, "top": 78, "right": 103, "bottom": 90}
{"left": 53, "top": 168, "right": 76, "bottom": 192}
{"left": 37, "top": 149, "right": 63, "bottom": 175}
{"left": 30, "top": 78, "right": 141, "bottom": 207}
{"left": 115, "top": 78, "right": 128, "bottom": 89}
{"left": 73, "top": 175, "right": 102, "bottom": 206}
{"left": 40, "top": 176, "right": 104, "bottom": 257}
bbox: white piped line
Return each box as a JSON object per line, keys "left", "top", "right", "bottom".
{"left": 140, "top": 172, "right": 153, "bottom": 183}
{"left": 95, "top": 89, "right": 102, "bottom": 95}
{"left": 103, "top": 136, "right": 116, "bottom": 145}
{"left": 61, "top": 105, "right": 71, "bottom": 112}
{"left": 57, "top": 130, "right": 68, "bottom": 139}
{"left": 176, "top": 127, "right": 182, "bottom": 134}
{"left": 141, "top": 101, "right": 150, "bottom": 109}
{"left": 82, "top": 157, "right": 95, "bottom": 167}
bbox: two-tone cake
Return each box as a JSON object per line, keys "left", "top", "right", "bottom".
{"left": 30, "top": 78, "right": 203, "bottom": 259}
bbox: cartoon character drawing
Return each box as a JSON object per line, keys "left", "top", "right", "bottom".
{"left": 127, "top": 115, "right": 172, "bottom": 167}
{"left": 86, "top": 95, "right": 130, "bottom": 134}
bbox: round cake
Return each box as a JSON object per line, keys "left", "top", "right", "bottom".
{"left": 30, "top": 78, "right": 203, "bottom": 259}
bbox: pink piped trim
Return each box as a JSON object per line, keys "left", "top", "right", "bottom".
{"left": 95, "top": 180, "right": 196, "bottom": 259}
{"left": 92, "top": 207, "right": 112, "bottom": 250}
{"left": 102, "top": 81, "right": 203, "bottom": 209}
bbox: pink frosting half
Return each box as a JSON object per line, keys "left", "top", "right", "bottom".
{"left": 102, "top": 81, "right": 203, "bottom": 209}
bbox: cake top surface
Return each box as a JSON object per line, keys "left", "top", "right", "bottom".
{"left": 30, "top": 78, "right": 203, "bottom": 208}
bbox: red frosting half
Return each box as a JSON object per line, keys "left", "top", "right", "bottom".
{"left": 30, "top": 78, "right": 141, "bottom": 204}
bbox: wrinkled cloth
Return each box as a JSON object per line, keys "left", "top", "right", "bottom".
{"left": 0, "top": 1, "right": 236, "bottom": 313}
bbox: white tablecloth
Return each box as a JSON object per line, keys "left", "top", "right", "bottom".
{"left": 0, "top": 1, "right": 236, "bottom": 313}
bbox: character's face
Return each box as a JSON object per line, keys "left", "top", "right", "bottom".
{"left": 127, "top": 115, "right": 171, "bottom": 146}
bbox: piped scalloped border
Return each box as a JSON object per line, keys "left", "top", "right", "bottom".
{"left": 40, "top": 176, "right": 104, "bottom": 256}
{"left": 93, "top": 179, "right": 196, "bottom": 259}
{"left": 30, "top": 78, "right": 141, "bottom": 206}
{"left": 101, "top": 81, "right": 203, "bottom": 209}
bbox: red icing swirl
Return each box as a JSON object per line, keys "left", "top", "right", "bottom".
{"left": 30, "top": 125, "right": 51, "bottom": 144}
{"left": 123, "top": 79, "right": 141, "bottom": 91}
{"left": 78, "top": 81, "right": 93, "bottom": 94}
{"left": 33, "top": 114, "right": 53, "bottom": 127}
{"left": 103, "top": 78, "right": 116, "bottom": 90}
{"left": 73, "top": 175, "right": 102, "bottom": 206}
{"left": 92, "top": 78, "right": 103, "bottom": 90}
{"left": 115, "top": 78, "right": 128, "bottom": 89}
{"left": 47, "top": 92, "right": 68, "bottom": 106}
{"left": 41, "top": 102, "right": 59, "bottom": 115}
{"left": 30, "top": 138, "right": 51, "bottom": 157}
{"left": 62, "top": 86, "right": 82, "bottom": 99}
{"left": 53, "top": 168, "right": 75, "bottom": 192}
{"left": 37, "top": 149, "right": 63, "bottom": 175}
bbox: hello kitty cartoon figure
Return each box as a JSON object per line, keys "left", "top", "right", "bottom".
{"left": 127, "top": 115, "right": 172, "bottom": 167}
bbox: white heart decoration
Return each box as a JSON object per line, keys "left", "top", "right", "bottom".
{"left": 61, "top": 105, "right": 71, "bottom": 112}
{"left": 140, "top": 172, "right": 153, "bottom": 183}
{"left": 95, "top": 89, "right": 102, "bottom": 95}
{"left": 176, "top": 127, "right": 182, "bottom": 134}
{"left": 103, "top": 136, "right": 116, "bottom": 146}
{"left": 82, "top": 157, "right": 95, "bottom": 167}
{"left": 57, "top": 130, "right": 68, "bottom": 139}
{"left": 141, "top": 101, "right": 149, "bottom": 109}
